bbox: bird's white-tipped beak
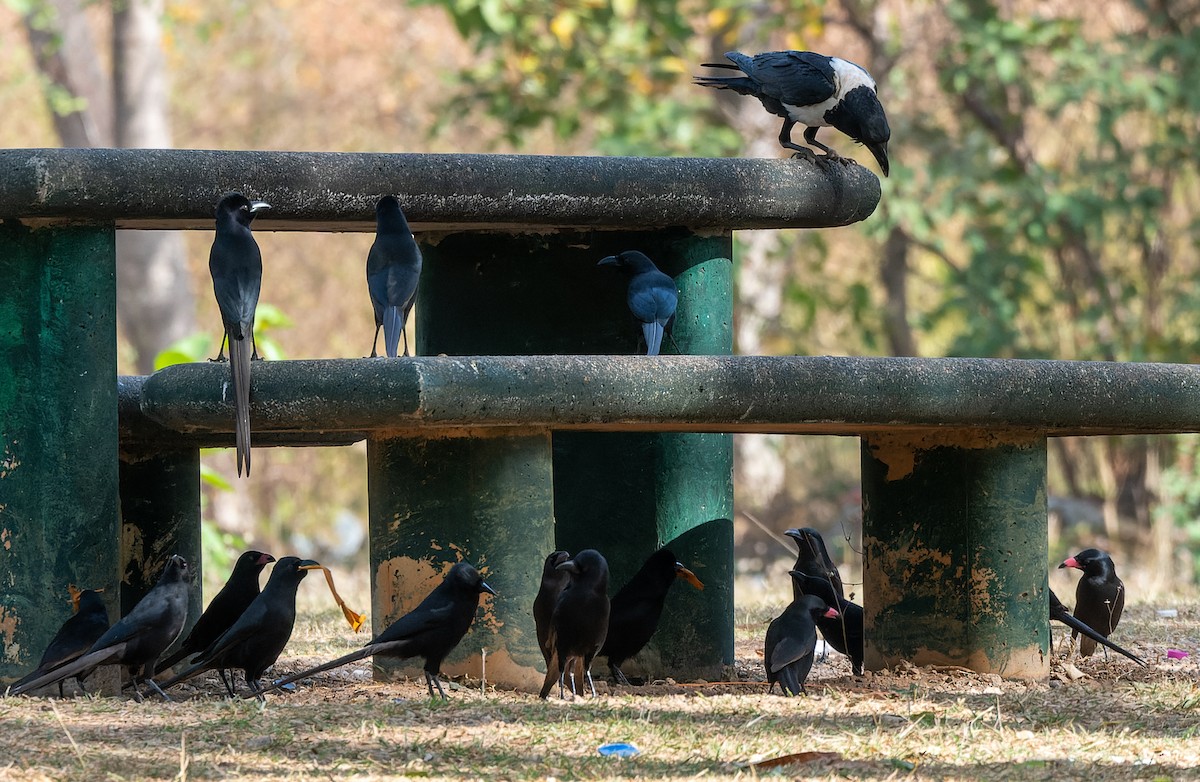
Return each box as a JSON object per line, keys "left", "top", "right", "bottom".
{"left": 250, "top": 201, "right": 271, "bottom": 212}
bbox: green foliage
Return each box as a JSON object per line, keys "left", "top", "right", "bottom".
{"left": 153, "top": 301, "right": 292, "bottom": 369}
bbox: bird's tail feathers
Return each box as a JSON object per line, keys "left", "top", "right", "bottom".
{"left": 262, "top": 645, "right": 378, "bottom": 693}
{"left": 777, "top": 666, "right": 802, "bottom": 697}
{"left": 8, "top": 645, "right": 118, "bottom": 696}
{"left": 383, "top": 305, "right": 403, "bottom": 358}
{"left": 230, "top": 333, "right": 252, "bottom": 477}
{"left": 693, "top": 75, "right": 758, "bottom": 96}
{"left": 642, "top": 322, "right": 665, "bottom": 356}
{"left": 699, "top": 61, "right": 740, "bottom": 70}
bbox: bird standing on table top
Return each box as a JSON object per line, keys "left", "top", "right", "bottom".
{"left": 1059, "top": 548, "right": 1126, "bottom": 658}
{"left": 765, "top": 592, "right": 839, "bottom": 696}
{"left": 156, "top": 556, "right": 321, "bottom": 699}
{"left": 540, "top": 549, "right": 611, "bottom": 700}
{"left": 9, "top": 555, "right": 192, "bottom": 701}
{"left": 367, "top": 195, "right": 423, "bottom": 358}
{"left": 209, "top": 192, "right": 271, "bottom": 477}
{"left": 263, "top": 562, "right": 494, "bottom": 700}
{"left": 600, "top": 548, "right": 704, "bottom": 685}
{"left": 1048, "top": 589, "right": 1144, "bottom": 666}
{"left": 598, "top": 251, "right": 678, "bottom": 356}
{"left": 790, "top": 570, "right": 864, "bottom": 675}
{"left": 7, "top": 588, "right": 110, "bottom": 698}
{"left": 695, "top": 50, "right": 891, "bottom": 176}
{"left": 534, "top": 551, "right": 571, "bottom": 669}
{"left": 156, "top": 550, "right": 275, "bottom": 675}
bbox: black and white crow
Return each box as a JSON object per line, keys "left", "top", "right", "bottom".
{"left": 600, "top": 548, "right": 704, "bottom": 685}
{"left": 790, "top": 570, "right": 863, "bottom": 675}
{"left": 1048, "top": 589, "right": 1144, "bottom": 666}
{"left": 695, "top": 50, "right": 891, "bottom": 176}
{"left": 264, "top": 562, "right": 495, "bottom": 700}
{"left": 540, "top": 549, "right": 610, "bottom": 700}
{"left": 598, "top": 251, "right": 678, "bottom": 356}
{"left": 367, "top": 195, "right": 423, "bottom": 358}
{"left": 1059, "top": 549, "right": 1126, "bottom": 658}
{"left": 9, "top": 556, "right": 192, "bottom": 701}
{"left": 764, "top": 593, "right": 838, "bottom": 696}
{"left": 156, "top": 550, "right": 275, "bottom": 675}
{"left": 534, "top": 550, "right": 571, "bottom": 669}
{"left": 156, "top": 557, "right": 320, "bottom": 699}
{"left": 209, "top": 192, "right": 270, "bottom": 477}
{"left": 7, "top": 588, "right": 110, "bottom": 698}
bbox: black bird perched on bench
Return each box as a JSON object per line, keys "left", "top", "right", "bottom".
{"left": 540, "top": 549, "right": 610, "bottom": 699}
{"left": 1059, "top": 548, "right": 1126, "bottom": 658}
{"left": 1048, "top": 589, "right": 1144, "bottom": 666}
{"left": 7, "top": 588, "right": 110, "bottom": 698}
{"left": 600, "top": 548, "right": 705, "bottom": 685}
{"left": 156, "top": 556, "right": 321, "bottom": 699}
{"left": 156, "top": 550, "right": 275, "bottom": 676}
{"left": 264, "top": 562, "right": 494, "bottom": 700}
{"left": 10, "top": 555, "right": 192, "bottom": 701}
{"left": 791, "top": 570, "right": 864, "bottom": 675}
{"left": 765, "top": 593, "right": 839, "bottom": 696}
{"left": 598, "top": 251, "right": 678, "bottom": 356}
{"left": 695, "top": 50, "right": 891, "bottom": 177}
{"left": 367, "top": 195, "right": 423, "bottom": 358}
{"left": 209, "top": 192, "right": 270, "bottom": 477}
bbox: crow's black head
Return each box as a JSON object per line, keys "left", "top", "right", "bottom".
{"left": 825, "top": 85, "right": 891, "bottom": 176}
{"left": 215, "top": 192, "right": 271, "bottom": 227}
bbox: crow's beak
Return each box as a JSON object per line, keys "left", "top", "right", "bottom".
{"left": 866, "top": 141, "right": 889, "bottom": 177}
{"left": 1059, "top": 557, "right": 1079, "bottom": 570}
{"left": 823, "top": 607, "right": 840, "bottom": 619}
{"left": 249, "top": 201, "right": 271, "bottom": 212}
{"left": 555, "top": 559, "right": 582, "bottom": 575}
{"left": 298, "top": 560, "right": 322, "bottom": 570}
{"left": 480, "top": 581, "right": 497, "bottom": 596}
{"left": 674, "top": 563, "right": 705, "bottom": 590}
{"left": 258, "top": 553, "right": 276, "bottom": 565}
{"left": 597, "top": 255, "right": 618, "bottom": 266}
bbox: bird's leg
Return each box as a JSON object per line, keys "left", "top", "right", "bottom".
{"left": 568, "top": 669, "right": 578, "bottom": 698}
{"left": 778, "top": 119, "right": 818, "bottom": 162}
{"left": 369, "top": 324, "right": 382, "bottom": 358}
{"left": 802, "top": 126, "right": 852, "bottom": 166}
{"left": 402, "top": 328, "right": 411, "bottom": 358}
{"left": 557, "top": 668, "right": 566, "bottom": 700}
{"left": 426, "top": 671, "right": 449, "bottom": 700}
{"left": 143, "top": 677, "right": 173, "bottom": 701}
{"left": 609, "top": 663, "right": 631, "bottom": 687}
{"left": 250, "top": 332, "right": 261, "bottom": 361}
{"left": 585, "top": 668, "right": 598, "bottom": 698}
{"left": 211, "top": 333, "right": 229, "bottom": 362}
{"left": 58, "top": 682, "right": 66, "bottom": 699}
{"left": 218, "top": 669, "right": 237, "bottom": 698}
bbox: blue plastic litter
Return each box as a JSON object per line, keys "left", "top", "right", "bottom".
{"left": 598, "top": 742, "right": 640, "bottom": 758}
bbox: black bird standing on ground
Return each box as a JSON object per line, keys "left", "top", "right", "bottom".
{"left": 784, "top": 527, "right": 845, "bottom": 602}
{"left": 156, "top": 550, "right": 275, "bottom": 675}
{"left": 264, "top": 562, "right": 495, "bottom": 700}
{"left": 7, "top": 588, "right": 110, "bottom": 698}
{"left": 1059, "top": 548, "right": 1126, "bottom": 658}
{"left": 790, "top": 570, "right": 864, "bottom": 675}
{"left": 367, "top": 195, "right": 423, "bottom": 358}
{"left": 1048, "top": 589, "right": 1145, "bottom": 666}
{"left": 695, "top": 50, "right": 891, "bottom": 176}
{"left": 156, "top": 556, "right": 320, "bottom": 699}
{"left": 10, "top": 556, "right": 192, "bottom": 701}
{"left": 540, "top": 549, "right": 610, "bottom": 700}
{"left": 534, "top": 550, "right": 571, "bottom": 669}
{"left": 599, "top": 548, "right": 704, "bottom": 685}
{"left": 598, "top": 251, "right": 678, "bottom": 356}
{"left": 765, "top": 592, "right": 839, "bottom": 696}
{"left": 209, "top": 191, "right": 270, "bottom": 477}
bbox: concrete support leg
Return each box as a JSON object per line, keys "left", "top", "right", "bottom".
{"left": 0, "top": 222, "right": 119, "bottom": 683}
{"left": 366, "top": 430, "right": 554, "bottom": 690}
{"left": 417, "top": 230, "right": 736, "bottom": 681}
{"left": 118, "top": 448, "right": 203, "bottom": 652}
{"left": 861, "top": 431, "right": 1049, "bottom": 678}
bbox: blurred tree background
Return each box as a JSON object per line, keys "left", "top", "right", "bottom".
{"left": 3, "top": 0, "right": 1199, "bottom": 594}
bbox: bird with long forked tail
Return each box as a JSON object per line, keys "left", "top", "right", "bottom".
{"left": 367, "top": 195, "right": 423, "bottom": 358}
{"left": 598, "top": 251, "right": 678, "bottom": 356}
{"left": 9, "top": 556, "right": 192, "bottom": 701}
{"left": 7, "top": 588, "right": 110, "bottom": 698}
{"left": 263, "top": 562, "right": 494, "bottom": 700}
{"left": 209, "top": 191, "right": 270, "bottom": 477}
{"left": 695, "top": 50, "right": 890, "bottom": 176}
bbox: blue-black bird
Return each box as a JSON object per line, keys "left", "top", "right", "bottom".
{"left": 7, "top": 588, "right": 110, "bottom": 698}
{"left": 791, "top": 570, "right": 863, "bottom": 675}
{"left": 598, "top": 251, "right": 678, "bottom": 356}
{"left": 1059, "top": 548, "right": 1126, "bottom": 658}
{"left": 764, "top": 593, "right": 838, "bottom": 697}
{"left": 1049, "top": 589, "right": 1144, "bottom": 666}
{"left": 156, "top": 556, "right": 320, "bottom": 699}
{"left": 209, "top": 192, "right": 270, "bottom": 477}
{"left": 785, "top": 527, "right": 845, "bottom": 603}
{"left": 600, "top": 548, "right": 704, "bottom": 686}
{"left": 695, "top": 50, "right": 891, "bottom": 176}
{"left": 540, "top": 549, "right": 610, "bottom": 699}
{"left": 534, "top": 550, "right": 571, "bottom": 669}
{"left": 367, "top": 195, "right": 423, "bottom": 358}
{"left": 264, "top": 562, "right": 495, "bottom": 700}
{"left": 9, "top": 556, "right": 192, "bottom": 701}
{"left": 156, "top": 550, "right": 275, "bottom": 675}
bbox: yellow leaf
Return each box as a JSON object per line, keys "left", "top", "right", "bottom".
{"left": 550, "top": 11, "right": 578, "bottom": 46}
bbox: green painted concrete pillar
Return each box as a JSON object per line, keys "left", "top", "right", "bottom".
{"left": 0, "top": 222, "right": 120, "bottom": 683}
{"left": 366, "top": 430, "right": 554, "bottom": 690}
{"left": 118, "top": 448, "right": 203, "bottom": 650}
{"left": 861, "top": 431, "right": 1049, "bottom": 678}
{"left": 417, "top": 230, "right": 735, "bottom": 681}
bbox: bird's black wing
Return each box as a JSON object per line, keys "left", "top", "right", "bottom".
{"left": 374, "top": 601, "right": 456, "bottom": 645}
{"left": 742, "top": 51, "right": 837, "bottom": 108}
{"left": 767, "top": 621, "right": 817, "bottom": 674}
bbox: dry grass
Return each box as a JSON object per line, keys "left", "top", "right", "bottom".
{"left": 4, "top": 596, "right": 1200, "bottom": 782}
